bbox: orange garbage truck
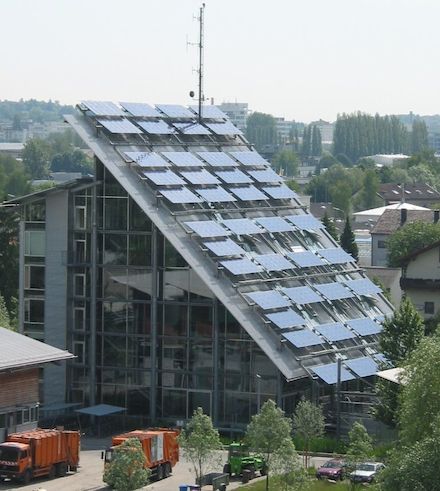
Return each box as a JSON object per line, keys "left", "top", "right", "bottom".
{"left": 104, "top": 429, "right": 179, "bottom": 480}
{"left": 0, "top": 428, "right": 80, "bottom": 484}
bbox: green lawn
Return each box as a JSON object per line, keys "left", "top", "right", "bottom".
{"left": 241, "top": 478, "right": 347, "bottom": 491}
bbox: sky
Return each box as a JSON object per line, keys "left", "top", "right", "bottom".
{"left": 1, "top": 0, "right": 439, "bottom": 122}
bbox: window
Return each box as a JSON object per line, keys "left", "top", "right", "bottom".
{"left": 75, "top": 240, "right": 87, "bottom": 263}
{"left": 74, "top": 274, "right": 86, "bottom": 296}
{"left": 24, "top": 230, "right": 45, "bottom": 256}
{"left": 24, "top": 265, "right": 45, "bottom": 290}
{"left": 377, "top": 240, "right": 387, "bottom": 249}
{"left": 24, "top": 299, "right": 44, "bottom": 323}
{"left": 73, "top": 341, "right": 85, "bottom": 364}
{"left": 425, "top": 302, "right": 435, "bottom": 315}
{"left": 25, "top": 203, "right": 45, "bottom": 221}
{"left": 75, "top": 206, "right": 87, "bottom": 230}
{"left": 74, "top": 307, "right": 86, "bottom": 330}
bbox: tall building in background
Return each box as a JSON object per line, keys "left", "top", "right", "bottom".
{"left": 6, "top": 101, "right": 392, "bottom": 432}
{"left": 218, "top": 102, "right": 249, "bottom": 132}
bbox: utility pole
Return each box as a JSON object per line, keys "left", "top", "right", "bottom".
{"left": 336, "top": 358, "right": 342, "bottom": 440}
{"left": 198, "top": 3, "right": 205, "bottom": 122}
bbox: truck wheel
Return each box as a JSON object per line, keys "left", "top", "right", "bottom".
{"left": 48, "top": 465, "right": 56, "bottom": 479}
{"left": 241, "top": 469, "right": 251, "bottom": 484}
{"left": 223, "top": 463, "right": 231, "bottom": 475}
{"left": 163, "top": 462, "right": 171, "bottom": 478}
{"left": 22, "top": 469, "right": 32, "bottom": 485}
{"left": 57, "top": 462, "right": 68, "bottom": 477}
{"left": 156, "top": 464, "right": 164, "bottom": 481}
{"left": 70, "top": 465, "right": 78, "bottom": 472}
{"left": 220, "top": 486, "right": 226, "bottom": 491}
{"left": 260, "top": 465, "right": 267, "bottom": 476}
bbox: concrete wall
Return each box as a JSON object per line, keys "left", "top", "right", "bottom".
{"left": 406, "top": 246, "right": 440, "bottom": 281}
{"left": 371, "top": 233, "right": 389, "bottom": 267}
{"left": 364, "top": 266, "right": 402, "bottom": 307}
{"left": 43, "top": 190, "right": 69, "bottom": 405}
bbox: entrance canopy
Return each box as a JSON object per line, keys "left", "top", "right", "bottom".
{"left": 75, "top": 404, "right": 125, "bottom": 416}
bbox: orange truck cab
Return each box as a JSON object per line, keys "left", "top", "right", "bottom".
{"left": 104, "top": 429, "right": 179, "bottom": 481}
{"left": 0, "top": 428, "right": 80, "bottom": 485}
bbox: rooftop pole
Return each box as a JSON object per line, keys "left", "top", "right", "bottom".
{"left": 198, "top": 3, "right": 205, "bottom": 123}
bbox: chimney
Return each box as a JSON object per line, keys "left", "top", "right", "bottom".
{"left": 400, "top": 208, "right": 407, "bottom": 225}
{"left": 434, "top": 210, "right": 439, "bottom": 223}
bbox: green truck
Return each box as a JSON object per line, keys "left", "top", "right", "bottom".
{"left": 223, "top": 443, "right": 266, "bottom": 483}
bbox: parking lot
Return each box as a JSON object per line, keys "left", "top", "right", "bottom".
{"left": 0, "top": 437, "right": 327, "bottom": 491}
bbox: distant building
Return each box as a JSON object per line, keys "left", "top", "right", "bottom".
{"left": 0, "top": 327, "right": 73, "bottom": 442}
{"left": 0, "top": 142, "right": 24, "bottom": 159}
{"left": 377, "top": 183, "right": 440, "bottom": 208}
{"left": 428, "top": 132, "right": 440, "bottom": 153}
{"left": 400, "top": 240, "right": 440, "bottom": 319}
{"left": 366, "top": 154, "right": 409, "bottom": 166}
{"left": 218, "top": 102, "right": 249, "bottom": 132}
{"left": 310, "top": 120, "right": 334, "bottom": 143}
{"left": 370, "top": 208, "right": 440, "bottom": 267}
{"left": 353, "top": 202, "right": 430, "bottom": 225}
{"left": 274, "top": 117, "right": 296, "bottom": 144}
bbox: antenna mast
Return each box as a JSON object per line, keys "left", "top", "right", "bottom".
{"left": 198, "top": 3, "right": 205, "bottom": 122}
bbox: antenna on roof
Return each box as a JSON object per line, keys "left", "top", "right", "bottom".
{"left": 188, "top": 3, "right": 205, "bottom": 123}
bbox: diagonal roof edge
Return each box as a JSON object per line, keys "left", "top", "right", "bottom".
{"left": 66, "top": 113, "right": 308, "bottom": 382}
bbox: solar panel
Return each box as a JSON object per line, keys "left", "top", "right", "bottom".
{"left": 248, "top": 169, "right": 284, "bottom": 183}
{"left": 283, "top": 330, "right": 323, "bottom": 348}
{"left": 286, "top": 214, "right": 324, "bottom": 231}
{"left": 246, "top": 290, "right": 290, "bottom": 310}
{"left": 162, "top": 152, "right": 204, "bottom": 167}
{"left": 184, "top": 220, "right": 229, "bottom": 237}
{"left": 220, "top": 258, "right": 263, "bottom": 275}
{"left": 142, "top": 170, "right": 185, "bottom": 186}
{"left": 119, "top": 102, "right": 161, "bottom": 117}
{"left": 138, "top": 121, "right": 175, "bottom": 134}
{"left": 97, "top": 119, "right": 142, "bottom": 134}
{"left": 229, "top": 151, "right": 268, "bottom": 166}
{"left": 255, "top": 254, "right": 293, "bottom": 272}
{"left": 311, "top": 362, "right": 355, "bottom": 384}
{"left": 262, "top": 185, "right": 297, "bottom": 200}
{"left": 374, "top": 353, "right": 388, "bottom": 364}
{"left": 159, "top": 188, "right": 203, "bottom": 204}
{"left": 180, "top": 170, "right": 220, "bottom": 185}
{"left": 124, "top": 152, "right": 169, "bottom": 168}
{"left": 255, "top": 217, "right": 293, "bottom": 233}
{"left": 345, "top": 357, "right": 378, "bottom": 377}
{"left": 197, "top": 152, "right": 237, "bottom": 167}
{"left": 348, "top": 318, "right": 382, "bottom": 336}
{"left": 345, "top": 278, "right": 381, "bottom": 295}
{"left": 214, "top": 170, "right": 253, "bottom": 184}
{"left": 196, "top": 187, "right": 236, "bottom": 202}
{"left": 229, "top": 185, "right": 268, "bottom": 201}
{"left": 156, "top": 104, "right": 194, "bottom": 118}
{"left": 314, "top": 323, "right": 356, "bottom": 342}
{"left": 174, "top": 123, "right": 211, "bottom": 135}
{"left": 287, "top": 251, "right": 325, "bottom": 268}
{"left": 319, "top": 248, "right": 354, "bottom": 264}
{"left": 222, "top": 219, "right": 262, "bottom": 235}
{"left": 82, "top": 100, "right": 124, "bottom": 116}
{"left": 190, "top": 105, "right": 228, "bottom": 119}
{"left": 206, "top": 122, "right": 242, "bottom": 135}
{"left": 266, "top": 310, "right": 305, "bottom": 329}
{"left": 203, "top": 239, "right": 245, "bottom": 257}
{"left": 314, "top": 282, "right": 354, "bottom": 301}
{"left": 282, "top": 286, "right": 322, "bottom": 305}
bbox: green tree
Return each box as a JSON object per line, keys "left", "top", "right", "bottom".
{"left": 321, "top": 212, "right": 339, "bottom": 241}
{"left": 0, "top": 207, "right": 19, "bottom": 314}
{"left": 245, "top": 112, "right": 277, "bottom": 152}
{"left": 360, "top": 169, "right": 380, "bottom": 209}
{"left": 329, "top": 182, "right": 352, "bottom": 216}
{"left": 0, "top": 294, "right": 11, "bottom": 329}
{"left": 411, "top": 119, "right": 429, "bottom": 154}
{"left": 270, "top": 438, "right": 310, "bottom": 491}
{"left": 22, "top": 138, "right": 51, "bottom": 178}
{"left": 346, "top": 422, "right": 373, "bottom": 474}
{"left": 387, "top": 221, "right": 440, "bottom": 267}
{"left": 301, "top": 125, "right": 312, "bottom": 157}
{"left": 103, "top": 438, "right": 150, "bottom": 491}
{"left": 178, "top": 407, "right": 222, "bottom": 486}
{"left": 246, "top": 399, "right": 292, "bottom": 491}
{"left": 272, "top": 149, "right": 299, "bottom": 177}
{"left": 292, "top": 398, "right": 324, "bottom": 468}
{"left": 311, "top": 126, "right": 322, "bottom": 157}
{"left": 340, "top": 218, "right": 358, "bottom": 261}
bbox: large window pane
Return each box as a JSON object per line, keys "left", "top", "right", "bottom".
{"left": 127, "top": 336, "right": 151, "bottom": 368}
{"left": 103, "top": 234, "right": 127, "bottom": 265}
{"left": 162, "top": 337, "right": 187, "bottom": 370}
{"left": 190, "top": 306, "right": 212, "bottom": 337}
{"left": 24, "top": 299, "right": 44, "bottom": 323}
{"left": 104, "top": 198, "right": 127, "bottom": 230}
{"left": 103, "top": 336, "right": 127, "bottom": 367}
{"left": 24, "top": 230, "right": 45, "bottom": 256}
{"left": 25, "top": 265, "right": 45, "bottom": 290}
{"left": 102, "top": 267, "right": 127, "bottom": 299}
{"left": 162, "top": 389, "right": 186, "bottom": 418}
{"left": 129, "top": 199, "right": 152, "bottom": 232}
{"left": 103, "top": 302, "right": 127, "bottom": 333}
{"left": 128, "top": 235, "right": 151, "bottom": 266}
{"left": 128, "top": 303, "right": 151, "bottom": 335}
{"left": 163, "top": 305, "right": 187, "bottom": 336}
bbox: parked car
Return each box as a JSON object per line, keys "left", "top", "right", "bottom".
{"left": 316, "top": 459, "right": 346, "bottom": 480}
{"left": 349, "top": 462, "right": 385, "bottom": 483}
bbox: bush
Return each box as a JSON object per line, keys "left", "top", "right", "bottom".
{"left": 293, "top": 435, "right": 347, "bottom": 454}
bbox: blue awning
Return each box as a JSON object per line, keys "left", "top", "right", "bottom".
{"left": 75, "top": 404, "right": 125, "bottom": 416}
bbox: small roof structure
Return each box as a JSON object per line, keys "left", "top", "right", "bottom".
{"left": 371, "top": 209, "right": 439, "bottom": 235}
{"left": 353, "top": 202, "right": 430, "bottom": 223}
{"left": 376, "top": 367, "right": 407, "bottom": 385}
{"left": 0, "top": 327, "right": 74, "bottom": 371}
{"left": 75, "top": 404, "right": 125, "bottom": 417}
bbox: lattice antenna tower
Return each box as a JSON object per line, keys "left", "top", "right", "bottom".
{"left": 188, "top": 4, "right": 206, "bottom": 123}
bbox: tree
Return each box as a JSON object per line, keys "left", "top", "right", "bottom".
{"left": 245, "top": 112, "right": 277, "bottom": 152}
{"left": 387, "top": 221, "right": 440, "bottom": 267}
{"left": 411, "top": 119, "right": 429, "bottom": 154}
{"left": 346, "top": 422, "right": 373, "bottom": 473}
{"left": 360, "top": 169, "right": 380, "bottom": 209}
{"left": 178, "top": 407, "right": 222, "bottom": 486}
{"left": 321, "top": 212, "right": 339, "bottom": 241}
{"left": 103, "top": 438, "right": 150, "bottom": 491}
{"left": 311, "top": 126, "right": 322, "bottom": 157}
{"left": 340, "top": 218, "right": 358, "bottom": 261}
{"left": 272, "top": 149, "right": 299, "bottom": 177}
{"left": 292, "top": 398, "right": 324, "bottom": 469}
{"left": 0, "top": 207, "right": 19, "bottom": 314}
{"left": 22, "top": 138, "right": 51, "bottom": 178}
{"left": 0, "top": 294, "right": 11, "bottom": 329}
{"left": 270, "top": 438, "right": 310, "bottom": 491}
{"left": 246, "top": 399, "right": 292, "bottom": 491}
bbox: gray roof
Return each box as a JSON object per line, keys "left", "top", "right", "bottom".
{"left": 378, "top": 183, "right": 440, "bottom": 201}
{"left": 0, "top": 327, "right": 74, "bottom": 371}
{"left": 371, "top": 209, "right": 438, "bottom": 235}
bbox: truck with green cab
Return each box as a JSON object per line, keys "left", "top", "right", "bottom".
{"left": 223, "top": 442, "right": 266, "bottom": 483}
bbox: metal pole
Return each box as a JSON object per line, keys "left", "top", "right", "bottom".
{"left": 336, "top": 358, "right": 341, "bottom": 440}
{"left": 256, "top": 374, "right": 261, "bottom": 412}
{"left": 198, "top": 3, "right": 205, "bottom": 122}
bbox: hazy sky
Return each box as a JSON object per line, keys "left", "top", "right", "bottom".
{"left": 1, "top": 0, "right": 439, "bottom": 122}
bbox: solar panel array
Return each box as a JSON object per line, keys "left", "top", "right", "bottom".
{"left": 255, "top": 254, "right": 293, "bottom": 272}
{"left": 184, "top": 220, "right": 229, "bottom": 237}
{"left": 255, "top": 217, "right": 293, "bottom": 233}
{"left": 283, "top": 286, "right": 322, "bottom": 305}
{"left": 345, "top": 357, "right": 378, "bottom": 377}
{"left": 348, "top": 318, "right": 382, "bottom": 336}
{"left": 315, "top": 282, "right": 354, "bottom": 301}
{"left": 203, "top": 239, "right": 245, "bottom": 257}
{"left": 319, "top": 248, "right": 354, "bottom": 264}
{"left": 266, "top": 310, "right": 305, "bottom": 329}
{"left": 120, "top": 102, "right": 160, "bottom": 117}
{"left": 286, "top": 214, "right": 324, "bottom": 231}
{"left": 220, "top": 258, "right": 263, "bottom": 275}
{"left": 143, "top": 170, "right": 185, "bottom": 186}
{"left": 283, "top": 329, "right": 323, "bottom": 348}
{"left": 125, "top": 152, "right": 169, "bottom": 167}
{"left": 315, "top": 323, "right": 356, "bottom": 342}
{"left": 246, "top": 290, "right": 290, "bottom": 310}
{"left": 345, "top": 278, "right": 381, "bottom": 295}
{"left": 311, "top": 362, "right": 355, "bottom": 384}
{"left": 98, "top": 119, "right": 142, "bottom": 134}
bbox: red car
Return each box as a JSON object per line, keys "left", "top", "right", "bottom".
{"left": 316, "top": 459, "right": 346, "bottom": 480}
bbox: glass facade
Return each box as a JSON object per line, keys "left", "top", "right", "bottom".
{"left": 67, "top": 164, "right": 279, "bottom": 426}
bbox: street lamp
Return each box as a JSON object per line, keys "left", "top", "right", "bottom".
{"left": 256, "top": 374, "right": 262, "bottom": 412}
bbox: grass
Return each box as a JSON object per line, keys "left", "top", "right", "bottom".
{"left": 241, "top": 478, "right": 348, "bottom": 491}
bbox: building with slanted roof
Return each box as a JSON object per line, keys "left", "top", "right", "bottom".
{"left": 370, "top": 208, "right": 440, "bottom": 267}
{"left": 0, "top": 326, "right": 73, "bottom": 442}
{"left": 377, "top": 183, "right": 440, "bottom": 208}
{"left": 5, "top": 101, "right": 393, "bottom": 431}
